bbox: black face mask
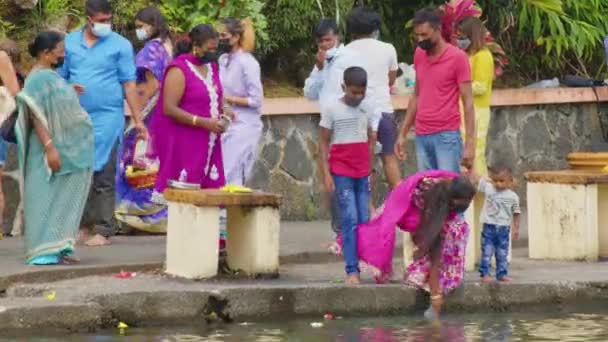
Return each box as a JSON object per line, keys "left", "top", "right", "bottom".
{"left": 344, "top": 96, "right": 363, "bottom": 107}
{"left": 198, "top": 51, "right": 220, "bottom": 64}
{"left": 52, "top": 57, "right": 65, "bottom": 69}
{"left": 218, "top": 38, "right": 232, "bottom": 54}
{"left": 418, "top": 38, "right": 436, "bottom": 51}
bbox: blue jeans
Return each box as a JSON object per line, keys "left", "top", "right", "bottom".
{"left": 479, "top": 223, "right": 510, "bottom": 280}
{"left": 333, "top": 174, "right": 370, "bottom": 275}
{"left": 415, "top": 130, "right": 463, "bottom": 172}
{"left": 0, "top": 137, "right": 7, "bottom": 166}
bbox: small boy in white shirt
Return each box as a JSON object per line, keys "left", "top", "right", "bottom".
{"left": 318, "top": 66, "right": 379, "bottom": 285}
{"left": 470, "top": 162, "right": 520, "bottom": 283}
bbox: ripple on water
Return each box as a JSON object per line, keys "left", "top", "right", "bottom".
{"left": 9, "top": 309, "right": 608, "bottom": 341}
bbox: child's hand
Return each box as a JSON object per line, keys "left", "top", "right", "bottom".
{"left": 323, "top": 174, "right": 335, "bottom": 193}
{"left": 511, "top": 228, "right": 519, "bottom": 241}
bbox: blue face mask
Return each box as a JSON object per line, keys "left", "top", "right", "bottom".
{"left": 92, "top": 22, "right": 112, "bottom": 38}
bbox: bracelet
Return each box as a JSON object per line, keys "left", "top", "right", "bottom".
{"left": 191, "top": 116, "right": 198, "bottom": 126}
{"left": 44, "top": 139, "right": 53, "bottom": 148}
{"left": 430, "top": 294, "right": 442, "bottom": 301}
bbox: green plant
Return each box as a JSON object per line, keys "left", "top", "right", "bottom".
{"left": 159, "top": 0, "right": 269, "bottom": 54}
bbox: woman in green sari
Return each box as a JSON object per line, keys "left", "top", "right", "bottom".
{"left": 16, "top": 31, "right": 94, "bottom": 265}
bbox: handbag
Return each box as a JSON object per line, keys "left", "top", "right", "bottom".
{"left": 0, "top": 109, "right": 17, "bottom": 144}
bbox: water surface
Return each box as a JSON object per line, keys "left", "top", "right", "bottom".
{"left": 4, "top": 309, "right": 608, "bottom": 341}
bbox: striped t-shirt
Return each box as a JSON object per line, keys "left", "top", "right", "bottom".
{"left": 478, "top": 178, "right": 521, "bottom": 226}
{"left": 319, "top": 99, "right": 380, "bottom": 178}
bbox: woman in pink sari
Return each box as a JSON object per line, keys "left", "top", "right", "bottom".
{"left": 355, "top": 170, "right": 475, "bottom": 318}
{"left": 150, "top": 24, "right": 228, "bottom": 201}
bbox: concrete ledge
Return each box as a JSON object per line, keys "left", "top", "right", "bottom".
{"left": 2, "top": 281, "right": 608, "bottom": 331}
{"left": 261, "top": 87, "right": 608, "bottom": 116}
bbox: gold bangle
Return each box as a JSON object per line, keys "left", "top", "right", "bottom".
{"left": 44, "top": 139, "right": 53, "bottom": 148}
{"left": 192, "top": 116, "right": 198, "bottom": 126}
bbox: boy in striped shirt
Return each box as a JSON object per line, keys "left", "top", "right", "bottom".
{"left": 319, "top": 66, "right": 379, "bottom": 285}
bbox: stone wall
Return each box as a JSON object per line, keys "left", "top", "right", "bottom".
{"left": 3, "top": 102, "right": 608, "bottom": 233}
{"left": 247, "top": 102, "right": 608, "bottom": 220}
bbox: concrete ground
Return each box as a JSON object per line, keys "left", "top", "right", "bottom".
{"left": 1, "top": 219, "right": 608, "bottom": 331}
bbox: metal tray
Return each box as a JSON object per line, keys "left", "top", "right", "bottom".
{"left": 167, "top": 179, "right": 201, "bottom": 190}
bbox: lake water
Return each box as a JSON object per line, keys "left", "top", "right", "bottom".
{"left": 4, "top": 309, "right": 608, "bottom": 341}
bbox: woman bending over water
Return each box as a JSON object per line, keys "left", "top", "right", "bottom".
{"left": 353, "top": 170, "right": 475, "bottom": 317}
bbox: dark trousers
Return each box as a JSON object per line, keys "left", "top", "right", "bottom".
{"left": 81, "top": 145, "right": 117, "bottom": 237}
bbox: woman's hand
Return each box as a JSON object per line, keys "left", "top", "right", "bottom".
{"left": 46, "top": 145, "right": 62, "bottom": 172}
{"left": 202, "top": 118, "right": 227, "bottom": 134}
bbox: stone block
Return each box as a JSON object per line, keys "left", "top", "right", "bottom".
{"left": 267, "top": 170, "right": 311, "bottom": 220}
{"left": 280, "top": 132, "right": 313, "bottom": 182}
{"left": 260, "top": 142, "right": 281, "bottom": 169}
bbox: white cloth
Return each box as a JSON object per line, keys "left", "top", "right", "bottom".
{"left": 343, "top": 38, "right": 398, "bottom": 113}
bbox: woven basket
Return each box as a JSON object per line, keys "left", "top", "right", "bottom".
{"left": 125, "top": 138, "right": 158, "bottom": 189}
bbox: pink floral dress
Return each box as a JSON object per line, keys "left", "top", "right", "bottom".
{"left": 404, "top": 177, "right": 469, "bottom": 294}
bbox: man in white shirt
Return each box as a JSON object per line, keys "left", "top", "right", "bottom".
{"left": 303, "top": 19, "right": 346, "bottom": 241}
{"left": 303, "top": 19, "right": 344, "bottom": 104}
{"left": 323, "top": 7, "right": 402, "bottom": 190}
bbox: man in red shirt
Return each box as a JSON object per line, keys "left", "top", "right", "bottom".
{"left": 395, "top": 8, "right": 475, "bottom": 172}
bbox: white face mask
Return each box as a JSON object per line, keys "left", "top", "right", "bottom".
{"left": 92, "top": 22, "right": 112, "bottom": 38}
{"left": 325, "top": 45, "right": 338, "bottom": 60}
{"left": 136, "top": 28, "right": 148, "bottom": 41}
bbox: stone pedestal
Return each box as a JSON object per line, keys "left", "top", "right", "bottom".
{"left": 526, "top": 170, "right": 608, "bottom": 261}
{"left": 164, "top": 189, "right": 282, "bottom": 279}
{"left": 227, "top": 206, "right": 280, "bottom": 276}
{"left": 166, "top": 203, "right": 220, "bottom": 279}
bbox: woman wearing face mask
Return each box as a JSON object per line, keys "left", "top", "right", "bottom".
{"left": 114, "top": 6, "right": 173, "bottom": 234}
{"left": 343, "top": 170, "right": 475, "bottom": 318}
{"left": 150, "top": 24, "right": 229, "bottom": 203}
{"left": 17, "top": 31, "right": 95, "bottom": 264}
{"left": 217, "top": 17, "right": 263, "bottom": 187}
{"left": 456, "top": 16, "right": 494, "bottom": 176}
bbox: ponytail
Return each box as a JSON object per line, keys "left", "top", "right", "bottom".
{"left": 222, "top": 17, "right": 256, "bottom": 52}
{"left": 173, "top": 33, "right": 192, "bottom": 57}
{"left": 240, "top": 18, "right": 256, "bottom": 52}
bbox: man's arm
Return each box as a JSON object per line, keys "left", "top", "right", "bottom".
{"left": 303, "top": 66, "right": 323, "bottom": 101}
{"left": 319, "top": 127, "right": 334, "bottom": 193}
{"left": 0, "top": 52, "right": 19, "bottom": 96}
{"left": 124, "top": 81, "right": 143, "bottom": 124}
{"left": 459, "top": 81, "right": 476, "bottom": 169}
{"left": 394, "top": 85, "right": 418, "bottom": 160}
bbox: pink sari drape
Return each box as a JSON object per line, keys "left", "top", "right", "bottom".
{"left": 354, "top": 170, "right": 459, "bottom": 280}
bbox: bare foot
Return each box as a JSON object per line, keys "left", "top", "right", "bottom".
{"left": 78, "top": 229, "right": 92, "bottom": 245}
{"left": 84, "top": 234, "right": 111, "bottom": 247}
{"left": 61, "top": 255, "right": 81, "bottom": 264}
{"left": 481, "top": 275, "right": 494, "bottom": 283}
{"left": 498, "top": 276, "right": 512, "bottom": 283}
{"left": 345, "top": 274, "right": 361, "bottom": 286}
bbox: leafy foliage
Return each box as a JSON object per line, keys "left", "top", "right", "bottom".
{"left": 159, "top": 0, "right": 269, "bottom": 54}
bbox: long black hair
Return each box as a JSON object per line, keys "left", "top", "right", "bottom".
{"left": 28, "top": 31, "right": 64, "bottom": 58}
{"left": 174, "top": 24, "right": 217, "bottom": 57}
{"left": 135, "top": 6, "right": 170, "bottom": 43}
{"left": 412, "top": 176, "right": 476, "bottom": 260}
